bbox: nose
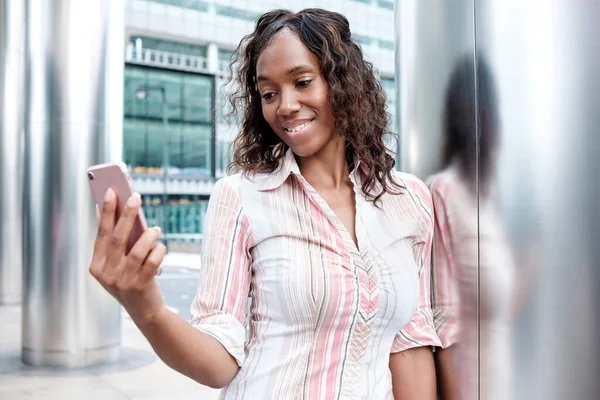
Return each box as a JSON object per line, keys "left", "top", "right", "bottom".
{"left": 277, "top": 88, "right": 301, "bottom": 117}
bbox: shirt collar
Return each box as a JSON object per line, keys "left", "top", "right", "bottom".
{"left": 257, "top": 148, "right": 300, "bottom": 191}
{"left": 258, "top": 148, "right": 370, "bottom": 192}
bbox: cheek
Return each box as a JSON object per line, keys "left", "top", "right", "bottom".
{"left": 316, "top": 99, "right": 334, "bottom": 125}
{"left": 261, "top": 103, "right": 277, "bottom": 125}
{"left": 311, "top": 85, "right": 332, "bottom": 118}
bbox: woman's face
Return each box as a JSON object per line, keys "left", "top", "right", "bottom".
{"left": 256, "top": 29, "right": 339, "bottom": 158}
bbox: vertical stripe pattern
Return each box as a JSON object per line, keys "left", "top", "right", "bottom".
{"left": 190, "top": 149, "right": 441, "bottom": 399}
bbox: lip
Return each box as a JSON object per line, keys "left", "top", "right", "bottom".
{"left": 282, "top": 118, "right": 315, "bottom": 131}
{"left": 284, "top": 119, "right": 314, "bottom": 138}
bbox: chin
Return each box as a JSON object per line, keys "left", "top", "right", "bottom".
{"left": 287, "top": 144, "right": 320, "bottom": 159}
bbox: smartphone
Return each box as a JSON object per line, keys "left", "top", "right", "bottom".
{"left": 87, "top": 161, "right": 148, "bottom": 255}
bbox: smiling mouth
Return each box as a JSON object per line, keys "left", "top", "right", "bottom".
{"left": 283, "top": 119, "right": 314, "bottom": 133}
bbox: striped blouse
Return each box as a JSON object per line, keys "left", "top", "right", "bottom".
{"left": 190, "top": 149, "right": 441, "bottom": 399}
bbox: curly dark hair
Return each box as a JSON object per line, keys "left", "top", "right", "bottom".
{"left": 225, "top": 8, "right": 402, "bottom": 203}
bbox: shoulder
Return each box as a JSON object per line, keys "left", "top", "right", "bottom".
{"left": 210, "top": 173, "right": 252, "bottom": 206}
{"left": 213, "top": 172, "right": 266, "bottom": 194}
{"left": 212, "top": 173, "right": 243, "bottom": 196}
{"left": 393, "top": 171, "right": 430, "bottom": 196}
{"left": 392, "top": 171, "right": 432, "bottom": 208}
{"left": 211, "top": 172, "right": 278, "bottom": 214}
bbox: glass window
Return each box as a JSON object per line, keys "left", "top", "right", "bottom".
{"left": 381, "top": 77, "right": 395, "bottom": 94}
{"left": 182, "top": 74, "right": 212, "bottom": 123}
{"left": 124, "top": 65, "right": 214, "bottom": 174}
{"left": 181, "top": 124, "right": 212, "bottom": 174}
{"left": 379, "top": 39, "right": 395, "bottom": 51}
{"left": 377, "top": 0, "right": 394, "bottom": 10}
{"left": 123, "top": 119, "right": 146, "bottom": 168}
{"left": 353, "top": 34, "right": 373, "bottom": 47}
{"left": 215, "top": 94, "right": 240, "bottom": 126}
{"left": 216, "top": 139, "right": 233, "bottom": 178}
{"left": 160, "top": 0, "right": 184, "bottom": 6}
{"left": 145, "top": 0, "right": 209, "bottom": 12}
{"left": 218, "top": 49, "right": 233, "bottom": 64}
{"left": 124, "top": 68, "right": 146, "bottom": 116}
{"left": 218, "top": 49, "right": 234, "bottom": 73}
{"left": 168, "top": 123, "right": 184, "bottom": 168}
{"left": 216, "top": 5, "right": 259, "bottom": 22}
{"left": 184, "top": 0, "right": 209, "bottom": 12}
{"left": 146, "top": 122, "right": 166, "bottom": 167}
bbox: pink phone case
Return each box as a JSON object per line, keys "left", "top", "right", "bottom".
{"left": 87, "top": 162, "right": 148, "bottom": 255}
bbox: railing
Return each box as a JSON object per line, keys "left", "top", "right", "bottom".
{"left": 218, "top": 60, "right": 230, "bottom": 74}
{"left": 126, "top": 44, "right": 210, "bottom": 73}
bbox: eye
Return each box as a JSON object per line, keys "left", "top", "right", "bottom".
{"left": 261, "top": 92, "right": 276, "bottom": 101}
{"left": 296, "top": 79, "right": 312, "bottom": 88}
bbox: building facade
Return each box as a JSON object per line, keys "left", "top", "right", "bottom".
{"left": 124, "top": 0, "right": 397, "bottom": 244}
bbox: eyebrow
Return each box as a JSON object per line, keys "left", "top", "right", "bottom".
{"left": 256, "top": 64, "right": 314, "bottom": 83}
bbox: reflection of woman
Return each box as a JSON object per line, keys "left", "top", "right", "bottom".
{"left": 89, "top": 8, "right": 441, "bottom": 399}
{"left": 428, "top": 56, "right": 516, "bottom": 400}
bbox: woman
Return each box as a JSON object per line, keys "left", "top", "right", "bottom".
{"left": 89, "top": 8, "right": 441, "bottom": 399}
{"left": 428, "top": 56, "right": 517, "bottom": 400}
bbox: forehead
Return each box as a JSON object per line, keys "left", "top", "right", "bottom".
{"left": 256, "top": 29, "right": 320, "bottom": 77}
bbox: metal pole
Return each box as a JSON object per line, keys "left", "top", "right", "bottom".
{"left": 22, "top": 0, "right": 123, "bottom": 367}
{"left": 161, "top": 88, "right": 169, "bottom": 250}
{"left": 0, "top": 0, "right": 25, "bottom": 305}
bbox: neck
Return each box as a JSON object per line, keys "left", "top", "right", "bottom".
{"left": 295, "top": 136, "right": 350, "bottom": 190}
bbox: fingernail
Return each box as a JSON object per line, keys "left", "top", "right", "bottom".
{"left": 127, "top": 193, "right": 141, "bottom": 207}
{"left": 104, "top": 188, "right": 114, "bottom": 202}
{"left": 154, "top": 226, "right": 162, "bottom": 235}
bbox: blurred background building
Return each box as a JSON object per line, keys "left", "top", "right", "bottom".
{"left": 122, "top": 0, "right": 398, "bottom": 249}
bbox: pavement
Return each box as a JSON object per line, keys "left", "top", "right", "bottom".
{"left": 0, "top": 252, "right": 222, "bottom": 400}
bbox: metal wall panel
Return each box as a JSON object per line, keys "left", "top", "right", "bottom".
{"left": 0, "top": 0, "right": 26, "bottom": 305}
{"left": 397, "top": 0, "right": 600, "bottom": 398}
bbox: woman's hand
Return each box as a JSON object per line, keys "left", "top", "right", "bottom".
{"left": 89, "top": 188, "right": 167, "bottom": 328}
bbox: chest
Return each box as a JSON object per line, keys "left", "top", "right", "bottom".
{"left": 241, "top": 184, "right": 423, "bottom": 330}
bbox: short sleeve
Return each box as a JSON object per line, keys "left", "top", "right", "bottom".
{"left": 428, "top": 176, "right": 460, "bottom": 348}
{"left": 391, "top": 175, "right": 442, "bottom": 352}
{"left": 190, "top": 177, "right": 254, "bottom": 367}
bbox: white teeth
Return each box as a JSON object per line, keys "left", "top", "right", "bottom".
{"left": 284, "top": 120, "right": 312, "bottom": 133}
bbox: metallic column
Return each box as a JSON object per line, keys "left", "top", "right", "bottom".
{"left": 0, "top": 0, "right": 26, "bottom": 305}
{"left": 397, "top": 0, "right": 600, "bottom": 398}
{"left": 474, "top": 1, "right": 600, "bottom": 398}
{"left": 22, "top": 0, "right": 124, "bottom": 368}
{"left": 395, "top": 0, "right": 475, "bottom": 179}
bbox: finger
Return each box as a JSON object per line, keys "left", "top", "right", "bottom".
{"left": 122, "top": 226, "right": 162, "bottom": 280}
{"left": 105, "top": 193, "right": 142, "bottom": 266}
{"left": 91, "top": 189, "right": 118, "bottom": 264}
{"left": 139, "top": 242, "right": 167, "bottom": 283}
